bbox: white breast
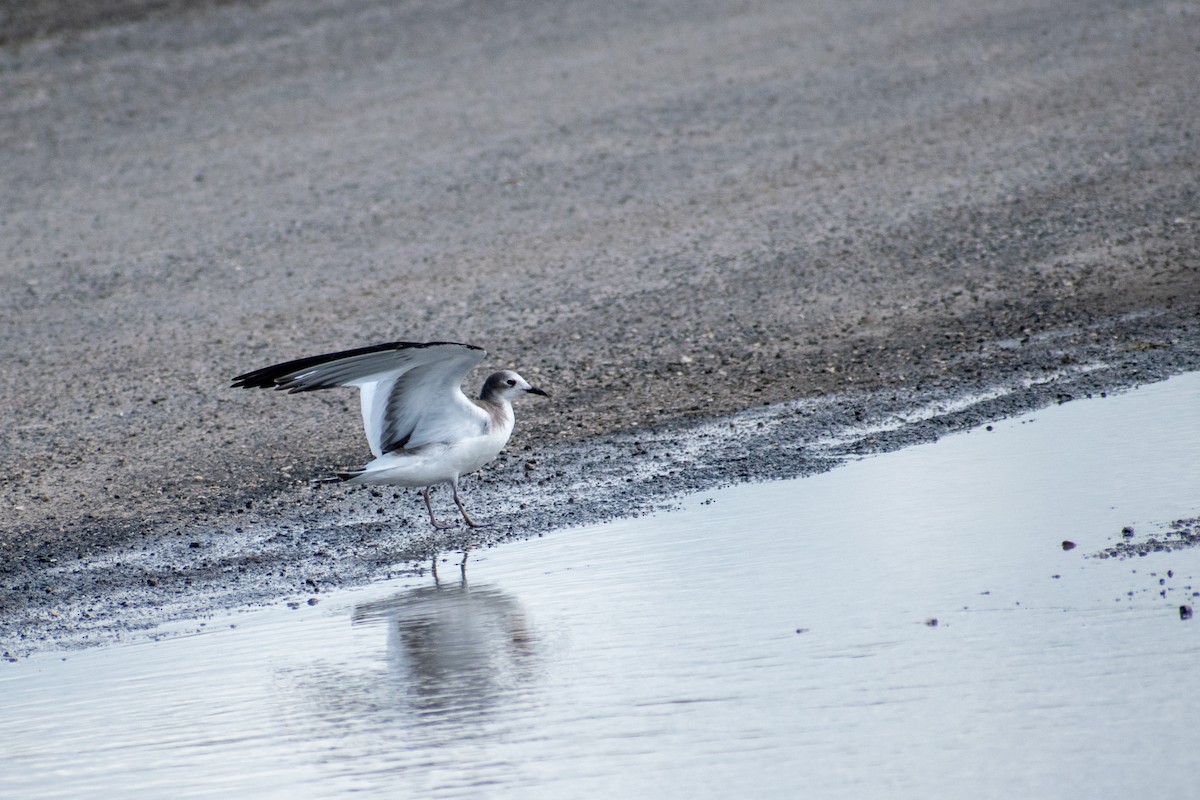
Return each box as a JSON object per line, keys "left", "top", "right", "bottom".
{"left": 347, "top": 400, "right": 514, "bottom": 488}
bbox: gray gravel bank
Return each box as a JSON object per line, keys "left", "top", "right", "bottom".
{"left": 1, "top": 0, "right": 1198, "bottom": 654}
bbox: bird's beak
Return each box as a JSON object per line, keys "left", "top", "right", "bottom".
{"left": 527, "top": 386, "right": 550, "bottom": 398}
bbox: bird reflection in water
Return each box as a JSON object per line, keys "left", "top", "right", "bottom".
{"left": 351, "top": 579, "right": 540, "bottom": 725}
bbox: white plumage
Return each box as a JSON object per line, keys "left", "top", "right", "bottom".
{"left": 232, "top": 341, "right": 548, "bottom": 528}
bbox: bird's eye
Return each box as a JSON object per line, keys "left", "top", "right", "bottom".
{"left": 506, "top": 378, "right": 517, "bottom": 387}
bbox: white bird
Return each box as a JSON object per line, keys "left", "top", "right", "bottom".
{"left": 232, "top": 341, "right": 548, "bottom": 529}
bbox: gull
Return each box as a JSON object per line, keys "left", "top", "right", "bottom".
{"left": 232, "top": 341, "right": 548, "bottom": 529}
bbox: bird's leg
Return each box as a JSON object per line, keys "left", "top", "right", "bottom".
{"left": 423, "top": 486, "right": 455, "bottom": 530}
{"left": 452, "top": 483, "right": 488, "bottom": 529}
{"left": 450, "top": 480, "right": 482, "bottom": 570}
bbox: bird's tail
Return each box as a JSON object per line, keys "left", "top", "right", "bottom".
{"left": 311, "top": 470, "right": 363, "bottom": 485}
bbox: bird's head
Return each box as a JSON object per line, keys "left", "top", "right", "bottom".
{"left": 481, "top": 370, "right": 550, "bottom": 403}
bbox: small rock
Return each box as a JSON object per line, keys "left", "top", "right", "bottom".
{"left": 925, "top": 618, "right": 938, "bottom": 627}
{"left": 1061, "top": 540, "right": 1076, "bottom": 551}
{"left": 1180, "top": 605, "right": 1193, "bottom": 621}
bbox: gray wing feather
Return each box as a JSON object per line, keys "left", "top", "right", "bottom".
{"left": 233, "top": 341, "right": 488, "bottom": 457}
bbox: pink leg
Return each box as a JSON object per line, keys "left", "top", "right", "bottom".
{"left": 452, "top": 482, "right": 486, "bottom": 528}
{"left": 422, "top": 486, "right": 454, "bottom": 530}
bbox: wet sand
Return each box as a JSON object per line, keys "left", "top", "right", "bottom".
{"left": 1, "top": 0, "right": 1198, "bottom": 653}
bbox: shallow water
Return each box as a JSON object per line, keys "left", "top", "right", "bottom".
{"left": 2, "top": 373, "right": 1199, "bottom": 799}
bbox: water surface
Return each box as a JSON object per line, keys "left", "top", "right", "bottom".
{"left": 3, "top": 373, "right": 1199, "bottom": 798}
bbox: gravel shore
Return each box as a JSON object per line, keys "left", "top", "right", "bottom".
{"left": 2, "top": 0, "right": 1197, "bottom": 654}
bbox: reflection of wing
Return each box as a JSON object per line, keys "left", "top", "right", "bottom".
{"left": 232, "top": 341, "right": 489, "bottom": 457}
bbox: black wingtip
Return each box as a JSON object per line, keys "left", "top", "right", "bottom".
{"left": 230, "top": 340, "right": 484, "bottom": 391}
{"left": 230, "top": 374, "right": 271, "bottom": 390}
{"left": 230, "top": 360, "right": 292, "bottom": 390}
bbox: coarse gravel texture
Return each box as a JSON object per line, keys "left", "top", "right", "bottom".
{"left": 1, "top": 0, "right": 1198, "bottom": 655}
{"left": 1097, "top": 517, "right": 1200, "bottom": 561}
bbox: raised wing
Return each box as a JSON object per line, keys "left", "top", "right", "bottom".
{"left": 232, "top": 341, "right": 489, "bottom": 457}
